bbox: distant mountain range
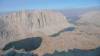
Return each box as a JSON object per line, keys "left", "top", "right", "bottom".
{"left": 59, "top": 6, "right": 100, "bottom": 23}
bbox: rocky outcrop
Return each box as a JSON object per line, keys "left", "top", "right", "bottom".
{"left": 0, "top": 10, "right": 70, "bottom": 49}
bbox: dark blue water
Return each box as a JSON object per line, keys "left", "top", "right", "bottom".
{"left": 3, "top": 37, "right": 42, "bottom": 51}
{"left": 50, "top": 27, "right": 75, "bottom": 37}
{"left": 43, "top": 47, "right": 100, "bottom": 56}
{"left": 3, "top": 47, "right": 100, "bottom": 56}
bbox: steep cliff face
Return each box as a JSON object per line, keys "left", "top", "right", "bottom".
{"left": 0, "top": 10, "right": 70, "bottom": 49}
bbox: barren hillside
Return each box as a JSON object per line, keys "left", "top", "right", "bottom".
{"left": 0, "top": 10, "right": 100, "bottom": 56}
{"left": 76, "top": 11, "right": 100, "bottom": 34}
{"left": 0, "top": 10, "right": 70, "bottom": 49}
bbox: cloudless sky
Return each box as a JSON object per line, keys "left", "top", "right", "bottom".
{"left": 0, "top": 0, "right": 100, "bottom": 12}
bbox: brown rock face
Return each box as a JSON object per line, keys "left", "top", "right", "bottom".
{"left": 0, "top": 10, "right": 70, "bottom": 49}
{"left": 33, "top": 32, "right": 100, "bottom": 56}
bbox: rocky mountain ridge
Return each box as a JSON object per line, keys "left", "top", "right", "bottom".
{"left": 0, "top": 10, "right": 70, "bottom": 49}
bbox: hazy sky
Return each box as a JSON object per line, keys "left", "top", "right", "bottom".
{"left": 0, "top": 0, "right": 100, "bottom": 12}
